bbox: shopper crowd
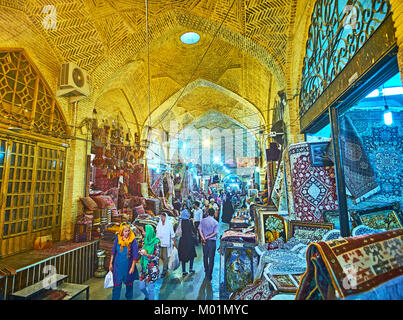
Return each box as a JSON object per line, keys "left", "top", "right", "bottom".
{"left": 108, "top": 190, "right": 247, "bottom": 300}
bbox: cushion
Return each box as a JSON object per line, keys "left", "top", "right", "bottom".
{"left": 80, "top": 197, "right": 98, "bottom": 210}
{"left": 91, "top": 196, "right": 107, "bottom": 209}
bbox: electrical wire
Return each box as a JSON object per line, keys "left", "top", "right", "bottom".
{"left": 145, "top": 0, "right": 152, "bottom": 131}
{"left": 153, "top": 0, "right": 237, "bottom": 127}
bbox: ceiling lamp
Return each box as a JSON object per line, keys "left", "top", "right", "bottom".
{"left": 202, "top": 139, "right": 210, "bottom": 147}
{"left": 180, "top": 32, "right": 200, "bottom": 44}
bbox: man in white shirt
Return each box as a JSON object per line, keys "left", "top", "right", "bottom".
{"left": 156, "top": 212, "right": 176, "bottom": 278}
{"left": 193, "top": 201, "right": 203, "bottom": 244}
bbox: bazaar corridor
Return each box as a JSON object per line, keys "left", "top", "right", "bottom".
{"left": 84, "top": 218, "right": 228, "bottom": 300}
{"left": 0, "top": 0, "right": 403, "bottom": 303}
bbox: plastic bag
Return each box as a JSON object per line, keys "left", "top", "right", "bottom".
{"left": 104, "top": 271, "right": 114, "bottom": 289}
{"left": 168, "top": 247, "right": 180, "bottom": 271}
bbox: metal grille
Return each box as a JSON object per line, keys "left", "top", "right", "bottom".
{"left": 299, "top": 0, "right": 391, "bottom": 117}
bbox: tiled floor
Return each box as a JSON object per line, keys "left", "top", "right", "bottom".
{"left": 83, "top": 220, "right": 228, "bottom": 300}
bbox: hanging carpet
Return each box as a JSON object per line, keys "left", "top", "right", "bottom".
{"left": 326, "top": 115, "right": 379, "bottom": 202}
{"left": 289, "top": 143, "right": 338, "bottom": 222}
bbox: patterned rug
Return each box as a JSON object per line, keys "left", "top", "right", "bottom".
{"left": 229, "top": 277, "right": 278, "bottom": 300}
{"left": 326, "top": 115, "right": 379, "bottom": 202}
{"left": 266, "top": 274, "right": 302, "bottom": 293}
{"left": 346, "top": 110, "right": 402, "bottom": 209}
{"left": 32, "top": 241, "right": 92, "bottom": 255}
{"left": 271, "top": 161, "right": 283, "bottom": 209}
{"left": 284, "top": 150, "right": 296, "bottom": 220}
{"left": 151, "top": 173, "right": 163, "bottom": 197}
{"left": 296, "top": 229, "right": 403, "bottom": 300}
{"left": 220, "top": 229, "right": 256, "bottom": 243}
{"left": 289, "top": 142, "right": 338, "bottom": 222}
{"left": 33, "top": 289, "right": 68, "bottom": 300}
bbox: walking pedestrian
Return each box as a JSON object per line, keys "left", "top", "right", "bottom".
{"left": 109, "top": 223, "right": 139, "bottom": 300}
{"left": 198, "top": 208, "right": 219, "bottom": 281}
{"left": 156, "top": 212, "right": 176, "bottom": 278}
{"left": 177, "top": 208, "right": 197, "bottom": 277}
{"left": 221, "top": 193, "right": 234, "bottom": 224}
{"left": 186, "top": 196, "right": 193, "bottom": 212}
{"left": 209, "top": 198, "right": 219, "bottom": 221}
{"left": 193, "top": 201, "right": 203, "bottom": 244}
{"left": 139, "top": 225, "right": 161, "bottom": 300}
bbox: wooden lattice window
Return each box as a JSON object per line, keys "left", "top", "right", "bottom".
{"left": 0, "top": 136, "right": 66, "bottom": 257}
{"left": 0, "top": 48, "right": 69, "bottom": 139}
{"left": 0, "top": 49, "right": 68, "bottom": 257}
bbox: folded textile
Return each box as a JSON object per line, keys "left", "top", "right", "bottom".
{"left": 296, "top": 229, "right": 403, "bottom": 300}
{"left": 230, "top": 278, "right": 277, "bottom": 300}
{"left": 344, "top": 274, "right": 403, "bottom": 300}
{"left": 221, "top": 230, "right": 256, "bottom": 243}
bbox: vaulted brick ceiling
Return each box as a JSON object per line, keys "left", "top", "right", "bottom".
{"left": 1, "top": 0, "right": 302, "bottom": 133}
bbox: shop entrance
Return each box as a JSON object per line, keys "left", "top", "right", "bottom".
{"left": 0, "top": 134, "right": 65, "bottom": 257}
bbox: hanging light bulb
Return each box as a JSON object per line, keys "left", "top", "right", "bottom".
{"left": 384, "top": 106, "right": 393, "bottom": 126}
{"left": 202, "top": 139, "right": 210, "bottom": 147}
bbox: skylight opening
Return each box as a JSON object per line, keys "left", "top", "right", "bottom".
{"left": 180, "top": 32, "right": 200, "bottom": 44}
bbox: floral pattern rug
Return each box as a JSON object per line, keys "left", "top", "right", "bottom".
{"left": 346, "top": 110, "right": 402, "bottom": 209}
{"left": 289, "top": 143, "right": 338, "bottom": 222}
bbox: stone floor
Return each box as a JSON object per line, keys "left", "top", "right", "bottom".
{"left": 82, "top": 220, "right": 228, "bottom": 300}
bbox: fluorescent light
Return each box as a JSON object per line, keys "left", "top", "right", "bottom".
{"left": 366, "top": 89, "right": 379, "bottom": 98}
{"left": 382, "top": 87, "right": 403, "bottom": 96}
{"left": 384, "top": 107, "right": 393, "bottom": 126}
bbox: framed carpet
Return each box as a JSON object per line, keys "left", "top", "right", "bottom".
{"left": 253, "top": 206, "right": 278, "bottom": 244}
{"left": 257, "top": 212, "right": 287, "bottom": 246}
{"left": 321, "top": 210, "right": 353, "bottom": 231}
{"left": 219, "top": 241, "right": 258, "bottom": 300}
{"left": 309, "top": 142, "right": 333, "bottom": 167}
{"left": 288, "top": 220, "right": 334, "bottom": 243}
{"left": 350, "top": 202, "right": 403, "bottom": 231}
{"left": 265, "top": 274, "right": 302, "bottom": 293}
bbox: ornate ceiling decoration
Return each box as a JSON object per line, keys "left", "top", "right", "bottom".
{"left": 0, "top": 0, "right": 304, "bottom": 134}
{"left": 2, "top": 0, "right": 295, "bottom": 85}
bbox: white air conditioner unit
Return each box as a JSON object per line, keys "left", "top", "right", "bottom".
{"left": 56, "top": 62, "right": 90, "bottom": 98}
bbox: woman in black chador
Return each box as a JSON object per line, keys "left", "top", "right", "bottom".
{"left": 221, "top": 193, "right": 234, "bottom": 224}
{"left": 177, "top": 208, "right": 197, "bottom": 277}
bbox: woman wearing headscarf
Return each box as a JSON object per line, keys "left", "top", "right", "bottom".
{"left": 109, "top": 223, "right": 139, "bottom": 300}
{"left": 177, "top": 206, "right": 197, "bottom": 277}
{"left": 139, "top": 225, "right": 161, "bottom": 300}
{"left": 221, "top": 193, "right": 234, "bottom": 224}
